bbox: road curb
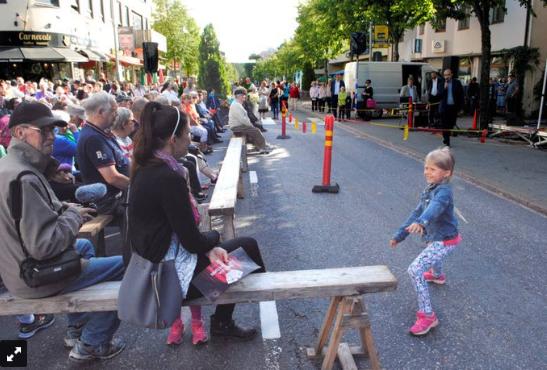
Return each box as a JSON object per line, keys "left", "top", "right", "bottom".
{"left": 296, "top": 108, "right": 547, "bottom": 218}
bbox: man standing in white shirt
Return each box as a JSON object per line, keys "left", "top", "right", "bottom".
{"left": 427, "top": 71, "right": 444, "bottom": 127}
{"left": 330, "top": 74, "right": 345, "bottom": 119}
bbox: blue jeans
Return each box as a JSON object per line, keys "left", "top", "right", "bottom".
{"left": 60, "top": 239, "right": 125, "bottom": 347}
{"left": 271, "top": 101, "right": 279, "bottom": 118}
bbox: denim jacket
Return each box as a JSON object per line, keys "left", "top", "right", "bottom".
{"left": 393, "top": 182, "right": 459, "bottom": 243}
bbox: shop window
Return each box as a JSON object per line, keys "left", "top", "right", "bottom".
{"left": 434, "top": 18, "right": 446, "bottom": 32}
{"left": 490, "top": 2, "right": 505, "bottom": 24}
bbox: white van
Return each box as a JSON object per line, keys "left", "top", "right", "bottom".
{"left": 344, "top": 61, "right": 436, "bottom": 116}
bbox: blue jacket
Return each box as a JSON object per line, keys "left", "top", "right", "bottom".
{"left": 52, "top": 131, "right": 79, "bottom": 167}
{"left": 393, "top": 183, "right": 459, "bottom": 243}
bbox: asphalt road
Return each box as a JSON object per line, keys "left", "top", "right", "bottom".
{"left": 1, "top": 112, "right": 546, "bottom": 370}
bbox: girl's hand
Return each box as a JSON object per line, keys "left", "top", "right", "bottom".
{"left": 207, "top": 247, "right": 229, "bottom": 269}
{"left": 389, "top": 239, "right": 398, "bottom": 248}
{"left": 405, "top": 223, "right": 424, "bottom": 235}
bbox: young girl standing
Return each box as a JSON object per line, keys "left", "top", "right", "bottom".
{"left": 390, "top": 147, "right": 461, "bottom": 336}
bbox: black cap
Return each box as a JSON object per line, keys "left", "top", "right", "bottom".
{"left": 8, "top": 101, "right": 68, "bottom": 129}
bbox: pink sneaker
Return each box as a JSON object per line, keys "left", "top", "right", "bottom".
{"left": 423, "top": 269, "right": 446, "bottom": 285}
{"left": 191, "top": 319, "right": 208, "bottom": 345}
{"left": 409, "top": 311, "right": 439, "bottom": 336}
{"left": 166, "top": 318, "right": 184, "bottom": 345}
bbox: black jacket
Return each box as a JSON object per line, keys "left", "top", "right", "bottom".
{"left": 440, "top": 79, "right": 464, "bottom": 113}
{"left": 128, "top": 162, "right": 218, "bottom": 263}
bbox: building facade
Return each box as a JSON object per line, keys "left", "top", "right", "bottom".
{"left": 0, "top": 0, "right": 164, "bottom": 82}
{"left": 397, "top": 0, "right": 547, "bottom": 115}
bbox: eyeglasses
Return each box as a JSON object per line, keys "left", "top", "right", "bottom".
{"left": 23, "top": 125, "right": 55, "bottom": 138}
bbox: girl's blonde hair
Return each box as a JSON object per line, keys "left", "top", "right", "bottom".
{"left": 425, "top": 147, "right": 455, "bottom": 177}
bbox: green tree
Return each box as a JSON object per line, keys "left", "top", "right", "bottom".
{"left": 198, "top": 24, "right": 229, "bottom": 95}
{"left": 301, "top": 61, "right": 316, "bottom": 90}
{"left": 152, "top": 0, "right": 200, "bottom": 76}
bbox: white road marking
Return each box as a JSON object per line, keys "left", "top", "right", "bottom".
{"left": 250, "top": 171, "right": 259, "bottom": 197}
{"left": 259, "top": 301, "right": 281, "bottom": 339}
{"left": 455, "top": 207, "right": 469, "bottom": 224}
{"left": 105, "top": 232, "right": 120, "bottom": 239}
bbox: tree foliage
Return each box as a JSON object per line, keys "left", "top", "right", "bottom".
{"left": 198, "top": 24, "right": 230, "bottom": 95}
{"left": 152, "top": 0, "right": 200, "bottom": 76}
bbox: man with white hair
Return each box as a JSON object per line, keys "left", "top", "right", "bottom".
{"left": 229, "top": 88, "right": 270, "bottom": 154}
{"left": 76, "top": 92, "right": 129, "bottom": 215}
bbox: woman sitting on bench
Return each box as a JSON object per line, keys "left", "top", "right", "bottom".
{"left": 128, "top": 102, "right": 266, "bottom": 345}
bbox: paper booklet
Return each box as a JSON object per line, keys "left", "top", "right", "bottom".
{"left": 192, "top": 247, "right": 260, "bottom": 302}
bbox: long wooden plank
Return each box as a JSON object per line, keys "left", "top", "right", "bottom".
{"left": 78, "top": 214, "right": 113, "bottom": 237}
{"left": 208, "top": 138, "right": 242, "bottom": 216}
{"left": 0, "top": 266, "right": 397, "bottom": 315}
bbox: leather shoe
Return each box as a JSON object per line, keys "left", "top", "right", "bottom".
{"left": 210, "top": 315, "right": 257, "bottom": 341}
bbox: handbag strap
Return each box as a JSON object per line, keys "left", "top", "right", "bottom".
{"left": 9, "top": 170, "right": 54, "bottom": 259}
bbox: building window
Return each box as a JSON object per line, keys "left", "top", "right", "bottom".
{"left": 490, "top": 2, "right": 505, "bottom": 24}
{"left": 87, "top": 0, "right": 93, "bottom": 18}
{"left": 145, "top": 18, "right": 149, "bottom": 30}
{"left": 414, "top": 39, "right": 423, "bottom": 53}
{"left": 458, "top": 13, "right": 470, "bottom": 30}
{"left": 434, "top": 18, "right": 446, "bottom": 32}
{"left": 118, "top": 1, "right": 123, "bottom": 26}
{"left": 419, "top": 24, "right": 425, "bottom": 35}
{"left": 126, "top": 6, "right": 130, "bottom": 27}
{"left": 132, "top": 11, "right": 143, "bottom": 30}
{"left": 100, "top": 0, "right": 105, "bottom": 22}
{"left": 35, "top": 0, "right": 60, "bottom": 6}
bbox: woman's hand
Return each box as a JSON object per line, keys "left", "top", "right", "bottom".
{"left": 389, "top": 239, "right": 398, "bottom": 248}
{"left": 207, "top": 247, "right": 229, "bottom": 269}
{"left": 405, "top": 222, "right": 424, "bottom": 235}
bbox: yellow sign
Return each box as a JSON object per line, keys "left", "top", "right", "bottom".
{"left": 373, "top": 25, "right": 390, "bottom": 49}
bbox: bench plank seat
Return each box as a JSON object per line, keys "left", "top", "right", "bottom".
{"left": 0, "top": 266, "right": 396, "bottom": 316}
{"left": 208, "top": 137, "right": 243, "bottom": 217}
{"left": 78, "top": 214, "right": 114, "bottom": 256}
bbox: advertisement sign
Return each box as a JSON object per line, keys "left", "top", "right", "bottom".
{"left": 373, "top": 25, "right": 390, "bottom": 49}
{"left": 118, "top": 27, "right": 135, "bottom": 54}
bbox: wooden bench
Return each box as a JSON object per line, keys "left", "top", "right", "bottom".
{"left": 232, "top": 133, "right": 248, "bottom": 172}
{"left": 0, "top": 265, "right": 397, "bottom": 370}
{"left": 208, "top": 137, "right": 245, "bottom": 240}
{"left": 78, "top": 214, "right": 113, "bottom": 256}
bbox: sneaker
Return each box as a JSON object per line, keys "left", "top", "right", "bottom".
{"left": 69, "top": 338, "right": 126, "bottom": 362}
{"left": 423, "top": 269, "right": 446, "bottom": 285}
{"left": 64, "top": 325, "right": 84, "bottom": 348}
{"left": 191, "top": 319, "right": 208, "bottom": 345}
{"left": 166, "top": 318, "right": 184, "bottom": 346}
{"left": 409, "top": 311, "right": 439, "bottom": 336}
{"left": 18, "top": 314, "right": 55, "bottom": 339}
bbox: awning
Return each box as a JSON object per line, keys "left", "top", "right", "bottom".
{"left": 78, "top": 49, "right": 106, "bottom": 62}
{"left": 19, "top": 47, "right": 65, "bottom": 61}
{"left": 53, "top": 47, "right": 88, "bottom": 62}
{"left": 0, "top": 47, "right": 24, "bottom": 62}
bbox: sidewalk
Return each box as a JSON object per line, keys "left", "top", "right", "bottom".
{"left": 295, "top": 101, "right": 547, "bottom": 216}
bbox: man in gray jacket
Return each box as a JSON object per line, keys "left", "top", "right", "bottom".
{"left": 229, "top": 88, "right": 270, "bottom": 154}
{"left": 0, "top": 102, "right": 125, "bottom": 362}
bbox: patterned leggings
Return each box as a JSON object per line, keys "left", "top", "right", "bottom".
{"left": 407, "top": 241, "right": 458, "bottom": 314}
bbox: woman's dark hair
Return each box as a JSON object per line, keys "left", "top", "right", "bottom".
{"left": 161, "top": 81, "right": 170, "bottom": 93}
{"left": 131, "top": 101, "right": 188, "bottom": 176}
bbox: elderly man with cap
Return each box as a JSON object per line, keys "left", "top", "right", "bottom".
{"left": 229, "top": 87, "right": 270, "bottom": 154}
{"left": 0, "top": 102, "right": 126, "bottom": 362}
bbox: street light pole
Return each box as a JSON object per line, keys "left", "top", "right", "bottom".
{"left": 111, "top": 0, "right": 121, "bottom": 81}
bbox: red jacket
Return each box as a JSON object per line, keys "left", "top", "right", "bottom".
{"left": 289, "top": 86, "right": 300, "bottom": 98}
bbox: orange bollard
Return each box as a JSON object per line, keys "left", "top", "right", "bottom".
{"left": 277, "top": 111, "right": 291, "bottom": 139}
{"left": 312, "top": 115, "right": 339, "bottom": 193}
{"left": 472, "top": 109, "right": 478, "bottom": 130}
{"left": 289, "top": 112, "right": 293, "bottom": 123}
{"left": 408, "top": 97, "right": 413, "bottom": 129}
{"left": 480, "top": 129, "right": 488, "bottom": 143}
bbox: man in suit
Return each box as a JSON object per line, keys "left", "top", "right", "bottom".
{"left": 330, "top": 73, "right": 345, "bottom": 119}
{"left": 426, "top": 71, "right": 444, "bottom": 127}
{"left": 439, "top": 69, "right": 464, "bottom": 146}
{"left": 400, "top": 76, "right": 419, "bottom": 102}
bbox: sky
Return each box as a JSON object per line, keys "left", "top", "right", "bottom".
{"left": 184, "top": 0, "right": 301, "bottom": 63}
